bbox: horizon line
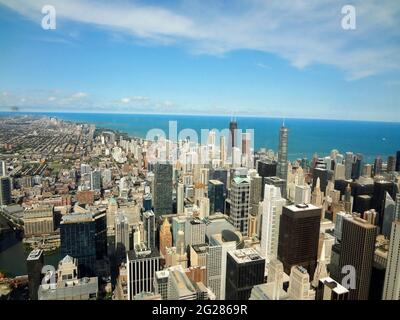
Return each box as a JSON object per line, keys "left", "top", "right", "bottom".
{"left": 0, "top": 109, "right": 400, "bottom": 125}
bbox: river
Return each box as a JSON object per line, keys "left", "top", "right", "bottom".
{"left": 0, "top": 217, "right": 60, "bottom": 277}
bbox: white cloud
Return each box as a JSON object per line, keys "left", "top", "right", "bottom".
{"left": 1, "top": 0, "right": 399, "bottom": 79}
{"left": 48, "top": 96, "right": 56, "bottom": 101}
{"left": 120, "top": 96, "right": 149, "bottom": 103}
{"left": 71, "top": 92, "right": 88, "bottom": 99}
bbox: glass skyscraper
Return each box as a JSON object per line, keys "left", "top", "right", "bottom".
{"left": 153, "top": 162, "right": 173, "bottom": 216}
{"left": 208, "top": 180, "right": 225, "bottom": 214}
{"left": 60, "top": 213, "right": 97, "bottom": 277}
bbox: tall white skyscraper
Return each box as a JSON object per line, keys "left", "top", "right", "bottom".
{"left": 294, "top": 184, "right": 311, "bottom": 205}
{"left": 260, "top": 185, "right": 286, "bottom": 262}
{"left": 177, "top": 183, "right": 184, "bottom": 215}
{"left": 210, "top": 234, "right": 237, "bottom": 300}
{"left": 0, "top": 160, "right": 6, "bottom": 176}
{"left": 199, "top": 197, "right": 210, "bottom": 219}
{"left": 382, "top": 221, "right": 400, "bottom": 300}
{"left": 206, "top": 245, "right": 222, "bottom": 300}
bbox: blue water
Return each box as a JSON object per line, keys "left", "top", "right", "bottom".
{"left": 1, "top": 112, "right": 399, "bottom": 163}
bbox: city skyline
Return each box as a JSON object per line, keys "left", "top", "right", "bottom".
{"left": 0, "top": 1, "right": 400, "bottom": 121}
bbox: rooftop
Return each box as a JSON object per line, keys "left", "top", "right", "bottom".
{"left": 286, "top": 203, "right": 320, "bottom": 212}
{"left": 319, "top": 277, "right": 349, "bottom": 295}
{"left": 209, "top": 179, "right": 224, "bottom": 185}
{"left": 229, "top": 248, "right": 263, "bottom": 264}
{"left": 27, "top": 249, "right": 43, "bottom": 261}
{"left": 61, "top": 212, "right": 94, "bottom": 224}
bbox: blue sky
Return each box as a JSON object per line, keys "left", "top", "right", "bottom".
{"left": 0, "top": 0, "right": 399, "bottom": 121}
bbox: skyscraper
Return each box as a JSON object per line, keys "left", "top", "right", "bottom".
{"left": 249, "top": 175, "right": 262, "bottom": 217}
{"left": 208, "top": 179, "right": 225, "bottom": 214}
{"left": 382, "top": 221, "right": 400, "bottom": 300}
{"left": 228, "top": 117, "right": 238, "bottom": 160}
{"left": 27, "top": 249, "right": 44, "bottom": 300}
{"left": 256, "top": 160, "right": 277, "bottom": 198}
{"left": 209, "top": 233, "right": 237, "bottom": 300}
{"left": 220, "top": 135, "right": 225, "bottom": 166}
{"left": 278, "top": 204, "right": 321, "bottom": 278}
{"left": 396, "top": 151, "right": 400, "bottom": 172}
{"left": 0, "top": 176, "right": 12, "bottom": 206}
{"left": 344, "top": 183, "right": 352, "bottom": 214}
{"left": 371, "top": 180, "right": 396, "bottom": 230}
{"left": 277, "top": 124, "right": 288, "bottom": 191}
{"left": 172, "top": 215, "right": 186, "bottom": 247}
{"left": 154, "top": 270, "right": 169, "bottom": 300}
{"left": 177, "top": 182, "right": 184, "bottom": 214}
{"left": 90, "top": 169, "right": 101, "bottom": 191}
{"left": 206, "top": 245, "right": 223, "bottom": 299}
{"left": 159, "top": 218, "right": 172, "bottom": 257}
{"left": 382, "top": 192, "right": 396, "bottom": 238}
{"left": 387, "top": 155, "right": 396, "bottom": 173}
{"left": 127, "top": 243, "right": 161, "bottom": 299}
{"left": 225, "top": 248, "right": 265, "bottom": 300}
{"left": 229, "top": 175, "right": 250, "bottom": 234}
{"left": 294, "top": 184, "right": 311, "bottom": 205}
{"left": 0, "top": 160, "right": 6, "bottom": 176}
{"left": 344, "top": 152, "right": 354, "bottom": 180}
{"left": 115, "top": 213, "right": 130, "bottom": 263}
{"left": 153, "top": 162, "right": 173, "bottom": 216}
{"left": 288, "top": 266, "right": 316, "bottom": 300}
{"left": 351, "top": 153, "right": 363, "bottom": 180}
{"left": 143, "top": 210, "right": 155, "bottom": 250}
{"left": 374, "top": 156, "right": 383, "bottom": 176}
{"left": 60, "top": 213, "right": 96, "bottom": 277}
{"left": 185, "top": 218, "right": 206, "bottom": 246}
{"left": 260, "top": 185, "right": 286, "bottom": 262}
{"left": 339, "top": 216, "right": 377, "bottom": 300}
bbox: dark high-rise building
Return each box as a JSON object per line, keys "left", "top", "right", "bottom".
{"left": 278, "top": 204, "right": 321, "bottom": 278}
{"left": 339, "top": 216, "right": 377, "bottom": 300}
{"left": 228, "top": 118, "right": 238, "bottom": 158}
{"left": 312, "top": 167, "right": 334, "bottom": 194}
{"left": 387, "top": 155, "right": 396, "bottom": 173}
{"left": 210, "top": 168, "right": 228, "bottom": 195}
{"left": 225, "top": 248, "right": 265, "bottom": 300}
{"left": 27, "top": 249, "right": 44, "bottom": 300}
{"left": 153, "top": 162, "right": 173, "bottom": 216}
{"left": 143, "top": 193, "right": 152, "bottom": 211}
{"left": 115, "top": 213, "right": 130, "bottom": 264}
{"left": 94, "top": 212, "right": 107, "bottom": 259}
{"left": 354, "top": 195, "right": 372, "bottom": 215}
{"left": 371, "top": 180, "right": 397, "bottom": 230}
{"left": 352, "top": 154, "right": 363, "bottom": 180}
{"left": 143, "top": 210, "right": 155, "bottom": 250}
{"left": 374, "top": 156, "right": 383, "bottom": 176}
{"left": 0, "top": 176, "right": 12, "bottom": 206}
{"left": 60, "top": 213, "right": 96, "bottom": 277}
{"left": 256, "top": 160, "right": 277, "bottom": 198}
{"left": 396, "top": 151, "right": 400, "bottom": 172}
{"left": 277, "top": 124, "right": 288, "bottom": 187}
{"left": 208, "top": 180, "right": 225, "bottom": 214}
